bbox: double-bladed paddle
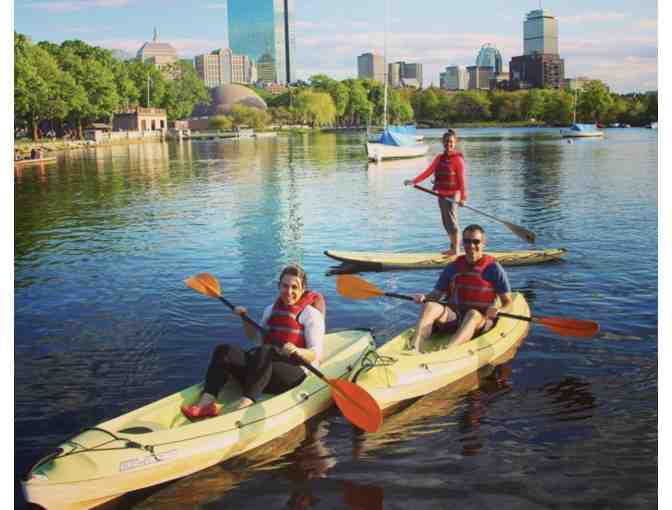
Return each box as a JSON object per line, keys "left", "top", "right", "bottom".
{"left": 336, "top": 274, "right": 599, "bottom": 338}
{"left": 412, "top": 184, "right": 537, "bottom": 244}
{"left": 185, "top": 272, "right": 383, "bottom": 433}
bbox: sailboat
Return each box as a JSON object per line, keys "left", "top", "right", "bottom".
{"left": 366, "top": 1, "right": 428, "bottom": 162}
{"left": 560, "top": 88, "right": 604, "bottom": 138}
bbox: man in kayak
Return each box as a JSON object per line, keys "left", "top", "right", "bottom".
{"left": 404, "top": 129, "right": 467, "bottom": 256}
{"left": 409, "top": 224, "right": 513, "bottom": 352}
{"left": 182, "top": 264, "right": 325, "bottom": 419}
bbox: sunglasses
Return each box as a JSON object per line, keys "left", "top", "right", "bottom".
{"left": 462, "top": 238, "right": 482, "bottom": 246}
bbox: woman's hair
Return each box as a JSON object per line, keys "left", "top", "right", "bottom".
{"left": 278, "top": 264, "right": 308, "bottom": 288}
{"left": 442, "top": 129, "right": 457, "bottom": 143}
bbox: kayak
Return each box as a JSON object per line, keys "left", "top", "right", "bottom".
{"left": 352, "top": 292, "right": 530, "bottom": 410}
{"left": 325, "top": 249, "right": 566, "bottom": 274}
{"left": 22, "top": 329, "right": 376, "bottom": 510}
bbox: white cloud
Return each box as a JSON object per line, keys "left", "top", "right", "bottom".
{"left": 559, "top": 11, "right": 628, "bottom": 24}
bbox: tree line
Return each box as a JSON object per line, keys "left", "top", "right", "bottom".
{"left": 15, "top": 32, "right": 657, "bottom": 140}
{"left": 14, "top": 32, "right": 210, "bottom": 140}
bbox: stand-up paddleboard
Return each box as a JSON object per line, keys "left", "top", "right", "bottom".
{"left": 325, "top": 248, "right": 566, "bottom": 274}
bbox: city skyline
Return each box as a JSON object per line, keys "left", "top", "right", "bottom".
{"left": 11, "top": 0, "right": 658, "bottom": 93}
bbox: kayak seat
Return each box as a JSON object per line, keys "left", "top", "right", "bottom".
{"left": 118, "top": 421, "right": 165, "bottom": 434}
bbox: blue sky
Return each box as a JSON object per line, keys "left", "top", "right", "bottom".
{"left": 11, "top": 0, "right": 659, "bottom": 93}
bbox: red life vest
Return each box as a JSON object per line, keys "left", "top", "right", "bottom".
{"left": 433, "top": 152, "right": 462, "bottom": 196}
{"left": 450, "top": 255, "right": 497, "bottom": 312}
{"left": 264, "top": 291, "right": 325, "bottom": 348}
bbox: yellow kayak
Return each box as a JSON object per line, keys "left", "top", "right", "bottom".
{"left": 352, "top": 292, "right": 530, "bottom": 410}
{"left": 22, "top": 329, "right": 376, "bottom": 510}
{"left": 326, "top": 249, "right": 566, "bottom": 274}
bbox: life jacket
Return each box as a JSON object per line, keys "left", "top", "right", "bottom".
{"left": 450, "top": 255, "right": 497, "bottom": 312}
{"left": 264, "top": 291, "right": 326, "bottom": 348}
{"left": 433, "top": 152, "right": 462, "bottom": 196}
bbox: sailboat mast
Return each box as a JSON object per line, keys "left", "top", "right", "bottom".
{"left": 573, "top": 88, "right": 578, "bottom": 124}
{"left": 383, "top": 0, "right": 388, "bottom": 130}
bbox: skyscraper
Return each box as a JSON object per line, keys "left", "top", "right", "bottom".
{"left": 440, "top": 66, "right": 468, "bottom": 90}
{"left": 523, "top": 9, "right": 559, "bottom": 55}
{"left": 357, "top": 53, "right": 385, "bottom": 82}
{"left": 227, "top": 0, "right": 296, "bottom": 84}
{"left": 509, "top": 9, "right": 564, "bottom": 89}
{"left": 475, "top": 43, "right": 503, "bottom": 74}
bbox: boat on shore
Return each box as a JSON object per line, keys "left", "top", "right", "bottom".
{"left": 21, "top": 329, "right": 376, "bottom": 510}
{"left": 325, "top": 248, "right": 566, "bottom": 274}
{"left": 14, "top": 156, "right": 57, "bottom": 167}
{"left": 352, "top": 292, "right": 530, "bottom": 410}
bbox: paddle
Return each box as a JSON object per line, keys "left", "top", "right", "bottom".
{"left": 411, "top": 184, "right": 537, "bottom": 244}
{"left": 336, "top": 274, "right": 599, "bottom": 338}
{"left": 185, "top": 272, "right": 383, "bottom": 433}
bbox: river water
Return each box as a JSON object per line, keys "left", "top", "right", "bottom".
{"left": 14, "top": 127, "right": 658, "bottom": 508}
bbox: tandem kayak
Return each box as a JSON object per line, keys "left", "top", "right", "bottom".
{"left": 325, "top": 249, "right": 566, "bottom": 274}
{"left": 22, "top": 329, "right": 376, "bottom": 510}
{"left": 352, "top": 292, "right": 530, "bottom": 410}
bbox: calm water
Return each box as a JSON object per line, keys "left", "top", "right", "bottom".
{"left": 15, "top": 127, "right": 658, "bottom": 508}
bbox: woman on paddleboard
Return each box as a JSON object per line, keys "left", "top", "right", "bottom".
{"left": 182, "top": 264, "right": 325, "bottom": 419}
{"left": 404, "top": 129, "right": 467, "bottom": 255}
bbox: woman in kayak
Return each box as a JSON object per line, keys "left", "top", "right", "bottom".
{"left": 182, "top": 264, "right": 325, "bottom": 419}
{"left": 404, "top": 129, "right": 467, "bottom": 256}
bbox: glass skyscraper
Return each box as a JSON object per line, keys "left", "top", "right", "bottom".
{"left": 523, "top": 9, "right": 559, "bottom": 55}
{"left": 227, "top": 0, "right": 296, "bottom": 84}
{"left": 475, "top": 43, "right": 503, "bottom": 74}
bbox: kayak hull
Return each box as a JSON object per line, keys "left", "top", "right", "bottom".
{"left": 354, "top": 293, "right": 530, "bottom": 410}
{"left": 325, "top": 249, "right": 566, "bottom": 274}
{"left": 22, "top": 329, "right": 376, "bottom": 510}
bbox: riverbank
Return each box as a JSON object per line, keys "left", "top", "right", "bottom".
{"left": 13, "top": 136, "right": 168, "bottom": 158}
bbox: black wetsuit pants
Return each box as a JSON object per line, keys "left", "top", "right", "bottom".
{"left": 203, "top": 343, "right": 306, "bottom": 401}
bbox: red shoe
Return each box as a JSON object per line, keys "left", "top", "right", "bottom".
{"left": 181, "top": 402, "right": 219, "bottom": 420}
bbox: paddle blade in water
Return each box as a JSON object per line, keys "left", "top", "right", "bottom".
{"left": 536, "top": 317, "right": 600, "bottom": 338}
{"left": 336, "top": 275, "right": 384, "bottom": 300}
{"left": 329, "top": 379, "right": 383, "bottom": 432}
{"left": 185, "top": 272, "right": 222, "bottom": 299}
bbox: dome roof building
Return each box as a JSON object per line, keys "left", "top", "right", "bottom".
{"left": 475, "top": 43, "right": 503, "bottom": 74}
{"left": 193, "top": 84, "right": 268, "bottom": 116}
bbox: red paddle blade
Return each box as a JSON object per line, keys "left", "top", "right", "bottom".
{"left": 328, "top": 379, "right": 382, "bottom": 432}
{"left": 536, "top": 317, "right": 600, "bottom": 338}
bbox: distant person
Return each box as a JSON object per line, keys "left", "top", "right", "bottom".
{"left": 404, "top": 129, "right": 467, "bottom": 255}
{"left": 408, "top": 224, "right": 512, "bottom": 353}
{"left": 30, "top": 148, "right": 37, "bottom": 160}
{"left": 14, "top": 148, "right": 22, "bottom": 161}
{"left": 182, "top": 265, "right": 325, "bottom": 419}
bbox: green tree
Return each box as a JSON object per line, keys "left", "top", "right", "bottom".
{"left": 577, "top": 80, "right": 613, "bottom": 123}
{"left": 450, "top": 91, "right": 491, "bottom": 121}
{"left": 343, "top": 79, "right": 372, "bottom": 125}
{"left": 541, "top": 90, "right": 573, "bottom": 125}
{"left": 209, "top": 115, "right": 232, "bottom": 130}
{"left": 230, "top": 105, "right": 271, "bottom": 130}
{"left": 293, "top": 90, "right": 336, "bottom": 127}
{"left": 521, "top": 89, "right": 545, "bottom": 120}
{"left": 160, "top": 62, "right": 210, "bottom": 120}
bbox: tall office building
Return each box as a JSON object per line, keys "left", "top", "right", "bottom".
{"left": 467, "top": 66, "right": 494, "bottom": 90}
{"left": 136, "top": 28, "right": 178, "bottom": 69}
{"left": 357, "top": 53, "right": 385, "bottom": 82}
{"left": 195, "top": 48, "right": 232, "bottom": 88}
{"left": 440, "top": 66, "right": 468, "bottom": 90}
{"left": 227, "top": 0, "right": 295, "bottom": 84}
{"left": 387, "top": 61, "right": 422, "bottom": 88}
{"left": 475, "top": 43, "right": 503, "bottom": 74}
{"left": 524, "top": 9, "right": 559, "bottom": 55}
{"left": 509, "top": 9, "right": 564, "bottom": 89}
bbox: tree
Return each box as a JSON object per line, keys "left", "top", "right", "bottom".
{"left": 577, "top": 80, "right": 613, "bottom": 123}
{"left": 450, "top": 91, "right": 492, "bottom": 122}
{"left": 541, "top": 90, "right": 573, "bottom": 125}
{"left": 293, "top": 90, "right": 336, "bottom": 127}
{"left": 230, "top": 105, "right": 271, "bottom": 130}
{"left": 521, "top": 89, "right": 545, "bottom": 121}
{"left": 343, "top": 80, "right": 372, "bottom": 126}
{"left": 209, "top": 115, "right": 232, "bottom": 130}
{"left": 160, "top": 62, "right": 210, "bottom": 120}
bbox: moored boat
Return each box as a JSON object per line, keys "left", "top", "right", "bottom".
{"left": 366, "top": 125, "right": 429, "bottom": 162}
{"left": 22, "top": 329, "right": 376, "bottom": 510}
{"left": 325, "top": 248, "right": 566, "bottom": 274}
{"left": 560, "top": 123, "right": 604, "bottom": 138}
{"left": 352, "top": 292, "right": 530, "bottom": 410}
